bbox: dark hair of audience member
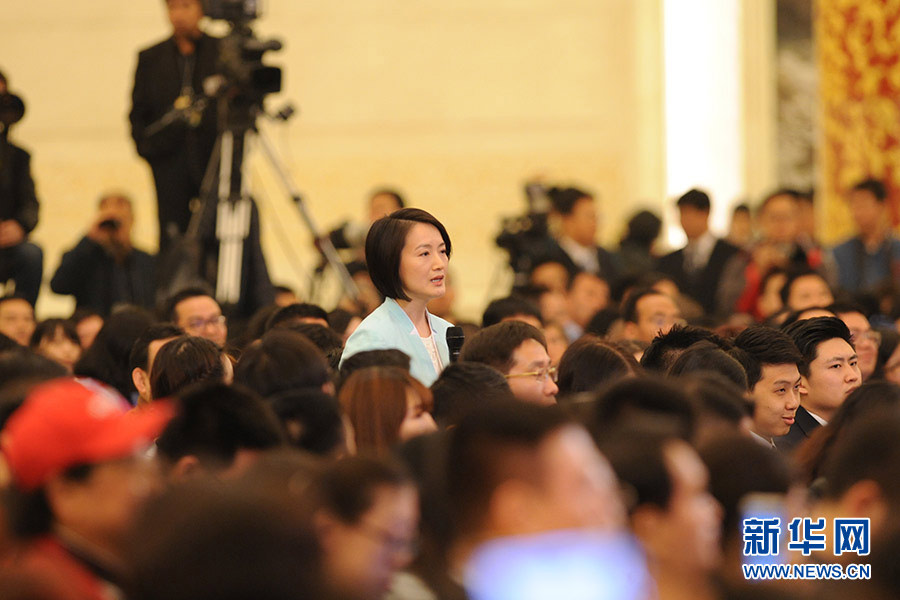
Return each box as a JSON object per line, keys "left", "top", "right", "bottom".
{"left": 779, "top": 267, "right": 832, "bottom": 306}
{"left": 155, "top": 382, "right": 284, "bottom": 470}
{"left": 365, "top": 208, "right": 451, "bottom": 301}
{"left": 430, "top": 361, "right": 515, "bottom": 429}
{"left": 234, "top": 329, "right": 331, "bottom": 398}
{"left": 732, "top": 325, "right": 803, "bottom": 389}
{"left": 592, "top": 375, "right": 696, "bottom": 441}
{"left": 778, "top": 306, "right": 836, "bottom": 329}
{"left": 481, "top": 296, "right": 543, "bottom": 328}
{"left": 620, "top": 287, "right": 663, "bottom": 325}
{"left": 268, "top": 388, "right": 346, "bottom": 456}
{"left": 275, "top": 322, "right": 344, "bottom": 372}
{"left": 237, "top": 303, "right": 280, "bottom": 350}
{"left": 620, "top": 209, "right": 662, "bottom": 249}
{"left": 150, "top": 336, "right": 226, "bottom": 400}
{"left": 0, "top": 352, "right": 68, "bottom": 430}
{"left": 640, "top": 323, "right": 729, "bottom": 372}
{"left": 29, "top": 318, "right": 79, "bottom": 350}
{"left": 852, "top": 177, "right": 887, "bottom": 201}
{"left": 127, "top": 323, "right": 184, "bottom": 373}
{"left": 872, "top": 329, "right": 900, "bottom": 380}
{"left": 548, "top": 186, "right": 592, "bottom": 215}
{"left": 697, "top": 433, "right": 792, "bottom": 551}
{"left": 584, "top": 307, "right": 622, "bottom": 338}
{"left": 339, "top": 366, "right": 432, "bottom": 455}
{"left": 128, "top": 479, "right": 327, "bottom": 600}
{"left": 69, "top": 307, "right": 102, "bottom": 327}
{"left": 369, "top": 187, "right": 406, "bottom": 208}
{"left": 819, "top": 410, "right": 900, "bottom": 506}
{"left": 458, "top": 320, "right": 547, "bottom": 373}
{"left": 73, "top": 306, "right": 155, "bottom": 400}
{"left": 556, "top": 335, "right": 633, "bottom": 399}
{"left": 679, "top": 372, "right": 751, "bottom": 433}
{"left": 825, "top": 300, "right": 869, "bottom": 318}
{"left": 795, "top": 381, "right": 900, "bottom": 486}
{"left": 608, "top": 340, "right": 645, "bottom": 370}
{"left": 667, "top": 341, "right": 749, "bottom": 391}
{"left": 317, "top": 455, "right": 413, "bottom": 525}
{"left": 782, "top": 316, "right": 853, "bottom": 377}
{"left": 446, "top": 402, "right": 569, "bottom": 538}
{"left": 328, "top": 307, "right": 360, "bottom": 337}
{"left": 266, "top": 302, "right": 330, "bottom": 330}
{"left": 337, "top": 348, "right": 411, "bottom": 391}
{"left": 161, "top": 286, "right": 215, "bottom": 322}
{"left": 598, "top": 426, "right": 680, "bottom": 515}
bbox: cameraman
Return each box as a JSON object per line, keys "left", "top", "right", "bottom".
{"left": 129, "top": 0, "right": 219, "bottom": 255}
{"left": 50, "top": 193, "right": 156, "bottom": 316}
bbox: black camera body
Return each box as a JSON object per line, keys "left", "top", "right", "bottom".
{"left": 205, "top": 0, "right": 282, "bottom": 106}
{"left": 205, "top": 0, "right": 259, "bottom": 23}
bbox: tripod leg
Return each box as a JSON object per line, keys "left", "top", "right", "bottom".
{"left": 215, "top": 130, "right": 252, "bottom": 306}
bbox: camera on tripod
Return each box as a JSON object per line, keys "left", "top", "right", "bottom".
{"left": 494, "top": 182, "right": 556, "bottom": 283}
{"left": 205, "top": 0, "right": 282, "bottom": 103}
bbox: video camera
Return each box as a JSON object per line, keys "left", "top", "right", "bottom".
{"left": 205, "top": 0, "right": 282, "bottom": 105}
{"left": 495, "top": 182, "right": 556, "bottom": 283}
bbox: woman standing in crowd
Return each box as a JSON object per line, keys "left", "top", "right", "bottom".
{"left": 341, "top": 209, "right": 453, "bottom": 386}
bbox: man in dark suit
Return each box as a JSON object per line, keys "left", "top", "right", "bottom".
{"left": 776, "top": 317, "right": 861, "bottom": 452}
{"left": 656, "top": 189, "right": 738, "bottom": 317}
{"left": 541, "top": 187, "right": 621, "bottom": 286}
{"left": 129, "top": 0, "right": 274, "bottom": 317}
{"left": 129, "top": 0, "right": 219, "bottom": 255}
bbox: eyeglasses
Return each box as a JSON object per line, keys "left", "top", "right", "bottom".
{"left": 356, "top": 520, "right": 419, "bottom": 556}
{"left": 850, "top": 330, "right": 881, "bottom": 346}
{"left": 505, "top": 365, "right": 558, "bottom": 383}
{"left": 185, "top": 315, "right": 227, "bottom": 331}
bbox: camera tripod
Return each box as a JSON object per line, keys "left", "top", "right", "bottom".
{"left": 167, "top": 101, "right": 360, "bottom": 313}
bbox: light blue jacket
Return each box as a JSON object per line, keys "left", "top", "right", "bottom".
{"left": 340, "top": 298, "right": 452, "bottom": 386}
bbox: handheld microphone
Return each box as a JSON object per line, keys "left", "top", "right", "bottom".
{"left": 446, "top": 326, "right": 465, "bottom": 364}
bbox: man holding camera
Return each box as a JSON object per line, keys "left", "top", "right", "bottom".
{"left": 50, "top": 193, "right": 156, "bottom": 316}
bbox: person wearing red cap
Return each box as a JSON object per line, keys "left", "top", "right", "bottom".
{"left": 0, "top": 378, "right": 173, "bottom": 600}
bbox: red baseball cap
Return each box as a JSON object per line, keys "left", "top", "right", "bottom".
{"left": 1, "top": 378, "right": 174, "bottom": 491}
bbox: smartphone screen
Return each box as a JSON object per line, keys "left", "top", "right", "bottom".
{"left": 464, "top": 530, "right": 652, "bottom": 600}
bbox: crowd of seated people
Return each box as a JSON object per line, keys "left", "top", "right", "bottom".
{"left": 2, "top": 177, "right": 900, "bottom": 600}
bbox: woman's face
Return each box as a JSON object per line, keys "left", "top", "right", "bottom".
{"left": 398, "top": 223, "right": 448, "bottom": 303}
{"left": 38, "top": 327, "right": 82, "bottom": 373}
{"left": 398, "top": 389, "right": 437, "bottom": 441}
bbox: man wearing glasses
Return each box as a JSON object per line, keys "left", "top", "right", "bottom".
{"left": 163, "top": 287, "right": 227, "bottom": 347}
{"left": 459, "top": 320, "right": 558, "bottom": 405}
{"left": 829, "top": 301, "right": 880, "bottom": 381}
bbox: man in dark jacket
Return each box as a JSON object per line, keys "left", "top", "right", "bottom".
{"left": 0, "top": 70, "right": 42, "bottom": 306}
{"left": 50, "top": 193, "right": 156, "bottom": 316}
{"left": 129, "top": 0, "right": 219, "bottom": 254}
{"left": 656, "top": 189, "right": 738, "bottom": 317}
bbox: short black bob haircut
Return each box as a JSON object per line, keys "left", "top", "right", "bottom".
{"left": 365, "top": 208, "right": 451, "bottom": 301}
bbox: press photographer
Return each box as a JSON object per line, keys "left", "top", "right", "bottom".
{"left": 50, "top": 193, "right": 156, "bottom": 316}
{"left": 129, "top": 0, "right": 220, "bottom": 255}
